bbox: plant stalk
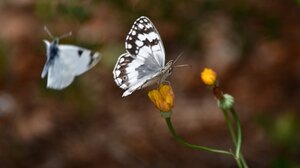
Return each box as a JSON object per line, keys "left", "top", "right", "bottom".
{"left": 165, "top": 117, "right": 234, "bottom": 157}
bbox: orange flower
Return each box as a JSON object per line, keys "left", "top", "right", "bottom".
{"left": 201, "top": 68, "right": 217, "bottom": 86}
{"left": 148, "top": 84, "right": 174, "bottom": 113}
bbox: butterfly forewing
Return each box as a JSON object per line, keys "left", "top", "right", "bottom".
{"left": 113, "top": 16, "right": 166, "bottom": 97}
{"left": 125, "top": 16, "right": 165, "bottom": 66}
{"left": 58, "top": 45, "right": 101, "bottom": 75}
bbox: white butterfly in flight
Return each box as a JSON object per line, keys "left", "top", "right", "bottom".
{"left": 113, "top": 16, "right": 187, "bottom": 97}
{"left": 41, "top": 27, "right": 101, "bottom": 90}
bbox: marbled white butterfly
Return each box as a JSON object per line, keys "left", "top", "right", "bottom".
{"left": 113, "top": 16, "right": 176, "bottom": 97}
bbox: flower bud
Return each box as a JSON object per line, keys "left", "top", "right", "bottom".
{"left": 201, "top": 68, "right": 217, "bottom": 86}
{"left": 217, "top": 94, "right": 234, "bottom": 111}
{"left": 148, "top": 84, "right": 174, "bottom": 114}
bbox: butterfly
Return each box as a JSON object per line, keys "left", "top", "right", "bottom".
{"left": 113, "top": 16, "right": 181, "bottom": 97}
{"left": 41, "top": 26, "right": 101, "bottom": 90}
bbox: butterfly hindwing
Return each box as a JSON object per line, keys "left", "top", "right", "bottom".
{"left": 46, "top": 56, "right": 75, "bottom": 89}
{"left": 113, "top": 53, "right": 135, "bottom": 90}
{"left": 113, "top": 52, "right": 162, "bottom": 96}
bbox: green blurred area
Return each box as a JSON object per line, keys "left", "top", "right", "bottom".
{"left": 35, "top": 0, "right": 92, "bottom": 22}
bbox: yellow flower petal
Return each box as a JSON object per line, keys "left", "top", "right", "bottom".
{"left": 148, "top": 90, "right": 162, "bottom": 106}
{"left": 147, "top": 84, "right": 174, "bottom": 112}
{"left": 201, "top": 68, "right": 217, "bottom": 86}
{"left": 159, "top": 85, "right": 174, "bottom": 108}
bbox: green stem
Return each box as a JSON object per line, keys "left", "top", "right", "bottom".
{"left": 230, "top": 108, "right": 248, "bottom": 168}
{"left": 240, "top": 156, "right": 248, "bottom": 168}
{"left": 222, "top": 109, "right": 237, "bottom": 145}
{"left": 222, "top": 109, "right": 244, "bottom": 168}
{"left": 236, "top": 158, "right": 243, "bottom": 168}
{"left": 165, "top": 117, "right": 233, "bottom": 157}
{"left": 222, "top": 105, "right": 248, "bottom": 168}
{"left": 230, "top": 108, "right": 242, "bottom": 159}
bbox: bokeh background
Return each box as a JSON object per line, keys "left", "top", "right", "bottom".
{"left": 0, "top": 0, "right": 299, "bottom": 167}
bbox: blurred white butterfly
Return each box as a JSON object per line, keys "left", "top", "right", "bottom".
{"left": 113, "top": 16, "right": 187, "bottom": 97}
{"left": 42, "top": 26, "right": 101, "bottom": 90}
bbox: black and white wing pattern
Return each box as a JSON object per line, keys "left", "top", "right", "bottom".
{"left": 42, "top": 40, "right": 101, "bottom": 90}
{"left": 113, "top": 16, "right": 166, "bottom": 97}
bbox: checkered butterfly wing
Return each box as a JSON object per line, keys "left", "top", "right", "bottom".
{"left": 113, "top": 16, "right": 166, "bottom": 97}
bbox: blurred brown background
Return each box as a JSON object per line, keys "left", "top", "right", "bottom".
{"left": 0, "top": 0, "right": 299, "bottom": 167}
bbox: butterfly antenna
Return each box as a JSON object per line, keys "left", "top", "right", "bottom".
{"left": 173, "top": 51, "right": 184, "bottom": 65}
{"left": 59, "top": 31, "right": 72, "bottom": 40}
{"left": 44, "top": 26, "right": 54, "bottom": 39}
{"left": 173, "top": 64, "right": 192, "bottom": 68}
{"left": 172, "top": 52, "right": 192, "bottom": 68}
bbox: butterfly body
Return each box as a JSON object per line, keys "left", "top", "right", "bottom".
{"left": 113, "top": 16, "right": 173, "bottom": 97}
{"left": 138, "top": 60, "right": 173, "bottom": 87}
{"left": 42, "top": 36, "right": 101, "bottom": 90}
{"left": 48, "top": 39, "right": 59, "bottom": 61}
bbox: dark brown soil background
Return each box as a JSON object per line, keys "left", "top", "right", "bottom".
{"left": 0, "top": 0, "right": 299, "bottom": 167}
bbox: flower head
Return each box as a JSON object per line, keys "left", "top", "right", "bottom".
{"left": 201, "top": 68, "right": 224, "bottom": 99}
{"left": 201, "top": 68, "right": 217, "bottom": 86}
{"left": 148, "top": 84, "right": 174, "bottom": 113}
{"left": 217, "top": 94, "right": 235, "bottom": 111}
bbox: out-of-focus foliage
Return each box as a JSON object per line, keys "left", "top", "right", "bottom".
{"left": 36, "top": 0, "right": 92, "bottom": 22}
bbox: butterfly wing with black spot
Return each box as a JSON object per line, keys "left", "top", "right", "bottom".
{"left": 43, "top": 40, "right": 101, "bottom": 90}
{"left": 58, "top": 45, "right": 101, "bottom": 75}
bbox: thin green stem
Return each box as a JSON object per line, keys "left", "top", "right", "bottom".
{"left": 236, "top": 158, "right": 243, "bottom": 168}
{"left": 222, "top": 109, "right": 237, "bottom": 145}
{"left": 230, "top": 108, "right": 242, "bottom": 159}
{"left": 223, "top": 109, "right": 244, "bottom": 168}
{"left": 230, "top": 108, "right": 248, "bottom": 168}
{"left": 240, "top": 156, "right": 248, "bottom": 168}
{"left": 165, "top": 117, "right": 234, "bottom": 157}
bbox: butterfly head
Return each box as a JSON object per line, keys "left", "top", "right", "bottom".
{"left": 161, "top": 60, "right": 174, "bottom": 79}
{"left": 44, "top": 26, "right": 72, "bottom": 45}
{"left": 161, "top": 53, "right": 191, "bottom": 82}
{"left": 52, "top": 38, "right": 59, "bottom": 45}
